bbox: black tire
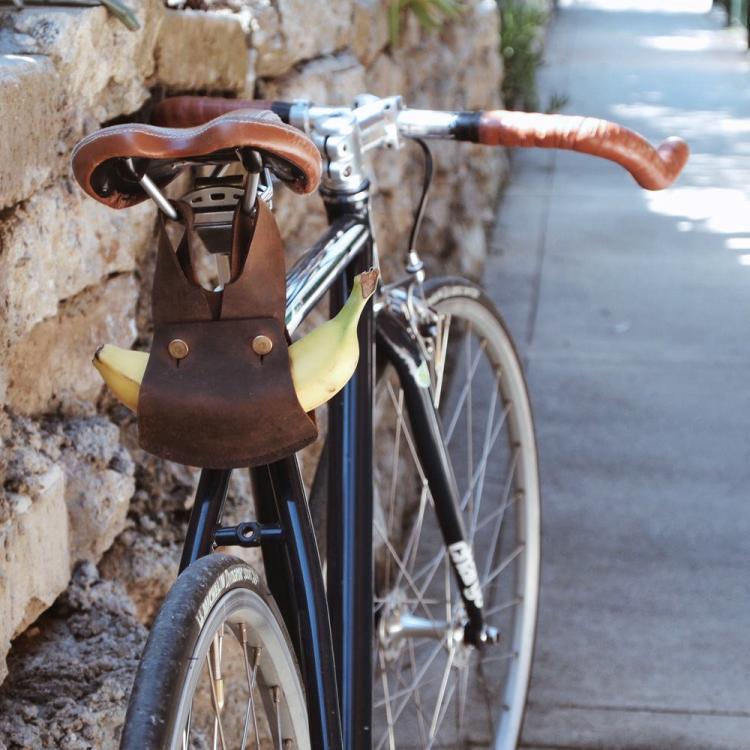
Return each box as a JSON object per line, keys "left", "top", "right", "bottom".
{"left": 121, "top": 553, "right": 309, "bottom": 750}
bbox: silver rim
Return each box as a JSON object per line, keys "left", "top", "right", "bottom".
{"left": 373, "top": 287, "right": 540, "bottom": 750}
{"left": 170, "top": 586, "right": 310, "bottom": 750}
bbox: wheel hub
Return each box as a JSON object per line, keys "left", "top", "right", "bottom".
{"left": 377, "top": 589, "right": 468, "bottom": 664}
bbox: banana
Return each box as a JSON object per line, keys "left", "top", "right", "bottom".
{"left": 93, "top": 346, "right": 148, "bottom": 412}
{"left": 92, "top": 269, "right": 379, "bottom": 414}
{"left": 288, "top": 268, "right": 378, "bottom": 411}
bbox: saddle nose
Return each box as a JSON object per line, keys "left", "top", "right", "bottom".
{"left": 71, "top": 109, "right": 322, "bottom": 209}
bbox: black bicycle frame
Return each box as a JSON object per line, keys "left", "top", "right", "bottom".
{"left": 179, "top": 186, "right": 487, "bottom": 750}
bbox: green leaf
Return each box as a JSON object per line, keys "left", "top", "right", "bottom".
{"left": 412, "top": 2, "right": 440, "bottom": 30}
{"left": 388, "top": 0, "right": 403, "bottom": 44}
{"left": 389, "top": 0, "right": 463, "bottom": 45}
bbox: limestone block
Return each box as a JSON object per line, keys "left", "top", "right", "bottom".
{"left": 365, "top": 52, "right": 406, "bottom": 100}
{"left": 0, "top": 180, "right": 154, "bottom": 346}
{"left": 388, "top": 0, "right": 502, "bottom": 113}
{"left": 249, "top": 0, "right": 353, "bottom": 78}
{"left": 99, "top": 529, "right": 179, "bottom": 625}
{"left": 258, "top": 51, "right": 366, "bottom": 106}
{"left": 352, "top": 0, "right": 389, "bottom": 66}
{"left": 0, "top": 54, "right": 64, "bottom": 210}
{"left": 279, "top": 0, "right": 352, "bottom": 66}
{"left": 59, "top": 418, "right": 135, "bottom": 563}
{"left": 4, "top": 0, "right": 162, "bottom": 123}
{"left": 272, "top": 185, "right": 327, "bottom": 255}
{"left": 449, "top": 218, "right": 488, "bottom": 278}
{"left": 0, "top": 413, "right": 136, "bottom": 682}
{"left": 152, "top": 9, "right": 248, "bottom": 92}
{"left": 0, "top": 563, "right": 147, "bottom": 748}
{"left": 4, "top": 274, "right": 139, "bottom": 415}
{"left": 0, "top": 1, "right": 162, "bottom": 221}
{"left": 244, "top": 0, "right": 285, "bottom": 76}
{"left": 449, "top": 0, "right": 502, "bottom": 109}
{"left": 0, "top": 465, "right": 69, "bottom": 683}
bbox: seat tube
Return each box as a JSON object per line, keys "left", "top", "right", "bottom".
{"left": 179, "top": 468, "right": 232, "bottom": 572}
{"left": 325, "top": 188, "right": 375, "bottom": 750}
{"left": 253, "top": 458, "right": 344, "bottom": 750}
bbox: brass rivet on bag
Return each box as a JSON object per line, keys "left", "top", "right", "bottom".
{"left": 252, "top": 335, "right": 273, "bottom": 356}
{"left": 168, "top": 338, "right": 189, "bottom": 360}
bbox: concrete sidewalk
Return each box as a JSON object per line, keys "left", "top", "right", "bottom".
{"left": 485, "top": 2, "right": 750, "bottom": 748}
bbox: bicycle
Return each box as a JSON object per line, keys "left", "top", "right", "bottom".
{"left": 71, "top": 94, "right": 688, "bottom": 750}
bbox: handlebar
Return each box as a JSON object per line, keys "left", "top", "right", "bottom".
{"left": 152, "top": 96, "right": 688, "bottom": 191}
{"left": 473, "top": 111, "right": 688, "bottom": 191}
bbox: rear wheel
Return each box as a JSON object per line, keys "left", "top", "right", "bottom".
{"left": 373, "top": 277, "right": 540, "bottom": 749}
{"left": 120, "top": 553, "right": 309, "bottom": 750}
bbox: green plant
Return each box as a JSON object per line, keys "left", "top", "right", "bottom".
{"left": 498, "top": 0, "right": 548, "bottom": 111}
{"left": 388, "top": 0, "right": 463, "bottom": 45}
{"left": 546, "top": 91, "right": 569, "bottom": 114}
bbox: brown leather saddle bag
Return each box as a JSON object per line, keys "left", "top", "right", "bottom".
{"left": 137, "top": 199, "right": 318, "bottom": 468}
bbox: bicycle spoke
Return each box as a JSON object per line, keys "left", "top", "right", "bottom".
{"left": 428, "top": 647, "right": 456, "bottom": 742}
{"left": 445, "top": 337, "right": 487, "bottom": 443}
{"left": 466, "top": 329, "right": 474, "bottom": 532}
{"left": 385, "top": 379, "right": 428, "bottom": 485}
{"left": 378, "top": 650, "right": 397, "bottom": 750}
{"left": 182, "top": 707, "right": 192, "bottom": 750}
{"left": 206, "top": 651, "right": 228, "bottom": 750}
{"left": 460, "top": 401, "right": 512, "bottom": 514}
{"left": 473, "top": 493, "right": 517, "bottom": 539}
{"left": 457, "top": 657, "right": 470, "bottom": 739}
{"left": 486, "top": 545, "right": 525, "bottom": 586}
{"left": 484, "top": 597, "right": 523, "bottom": 617}
{"left": 385, "top": 387, "right": 407, "bottom": 588}
{"left": 479, "top": 650, "right": 518, "bottom": 664}
{"left": 389, "top": 483, "right": 430, "bottom": 596}
{"left": 443, "top": 553, "right": 452, "bottom": 624}
{"left": 433, "top": 313, "right": 452, "bottom": 408}
{"left": 469, "top": 375, "right": 500, "bottom": 540}
{"left": 373, "top": 640, "right": 445, "bottom": 710}
{"left": 408, "top": 638, "right": 430, "bottom": 748}
{"left": 272, "top": 686, "right": 282, "bottom": 749}
{"left": 239, "top": 631, "right": 261, "bottom": 750}
{"left": 375, "top": 520, "right": 436, "bottom": 619}
{"left": 474, "top": 485, "right": 522, "bottom": 537}
{"left": 482, "top": 452, "right": 521, "bottom": 584}
{"left": 477, "top": 660, "right": 501, "bottom": 737}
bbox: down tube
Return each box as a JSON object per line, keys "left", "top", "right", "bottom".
{"left": 326, "top": 245, "right": 375, "bottom": 750}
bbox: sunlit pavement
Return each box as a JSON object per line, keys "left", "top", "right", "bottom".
{"left": 485, "top": 1, "right": 750, "bottom": 748}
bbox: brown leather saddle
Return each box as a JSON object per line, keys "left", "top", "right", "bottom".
{"left": 72, "top": 109, "right": 322, "bottom": 468}
{"left": 72, "top": 108, "right": 321, "bottom": 208}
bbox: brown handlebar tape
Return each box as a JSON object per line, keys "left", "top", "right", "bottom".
{"left": 478, "top": 110, "right": 688, "bottom": 190}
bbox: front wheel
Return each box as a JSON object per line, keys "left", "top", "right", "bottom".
{"left": 120, "top": 553, "right": 309, "bottom": 750}
{"left": 373, "top": 277, "right": 541, "bottom": 750}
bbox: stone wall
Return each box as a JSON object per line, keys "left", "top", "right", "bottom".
{"left": 0, "top": 0, "right": 505, "bottom": 745}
